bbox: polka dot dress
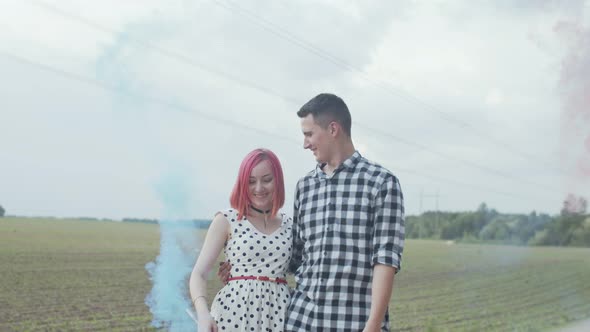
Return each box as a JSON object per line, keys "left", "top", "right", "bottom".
{"left": 210, "top": 208, "right": 292, "bottom": 332}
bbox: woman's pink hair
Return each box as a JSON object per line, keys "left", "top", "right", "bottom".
{"left": 230, "top": 148, "right": 285, "bottom": 221}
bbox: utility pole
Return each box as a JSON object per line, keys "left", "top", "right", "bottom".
{"left": 418, "top": 189, "right": 441, "bottom": 239}
{"left": 420, "top": 189, "right": 440, "bottom": 213}
{"left": 435, "top": 189, "right": 440, "bottom": 224}
{"left": 419, "top": 189, "right": 423, "bottom": 215}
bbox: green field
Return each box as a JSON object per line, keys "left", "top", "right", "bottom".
{"left": 1, "top": 217, "right": 589, "bottom": 331}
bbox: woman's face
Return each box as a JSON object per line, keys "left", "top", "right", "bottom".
{"left": 248, "top": 160, "right": 275, "bottom": 210}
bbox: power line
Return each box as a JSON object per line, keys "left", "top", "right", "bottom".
{"left": 395, "top": 166, "right": 547, "bottom": 201}
{"left": 419, "top": 189, "right": 441, "bottom": 215}
{"left": 21, "top": 0, "right": 559, "bottom": 192}
{"left": 0, "top": 50, "right": 297, "bottom": 145}
{"left": 0, "top": 50, "right": 555, "bottom": 202}
{"left": 356, "top": 123, "right": 555, "bottom": 191}
{"left": 212, "top": 0, "right": 564, "bottom": 174}
{"left": 27, "top": 0, "right": 302, "bottom": 106}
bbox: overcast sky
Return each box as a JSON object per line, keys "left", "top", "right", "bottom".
{"left": 1, "top": 0, "right": 589, "bottom": 220}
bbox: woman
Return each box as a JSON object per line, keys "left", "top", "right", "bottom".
{"left": 189, "top": 148, "right": 292, "bottom": 332}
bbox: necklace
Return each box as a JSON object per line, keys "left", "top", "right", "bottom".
{"left": 250, "top": 205, "right": 271, "bottom": 229}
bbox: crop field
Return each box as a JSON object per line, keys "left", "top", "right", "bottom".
{"left": 1, "top": 217, "right": 589, "bottom": 331}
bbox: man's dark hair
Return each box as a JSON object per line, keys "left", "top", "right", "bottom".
{"left": 297, "top": 93, "right": 352, "bottom": 137}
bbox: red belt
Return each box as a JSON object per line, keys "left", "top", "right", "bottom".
{"left": 227, "top": 276, "right": 288, "bottom": 284}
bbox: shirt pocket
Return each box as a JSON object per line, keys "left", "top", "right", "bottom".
{"left": 334, "top": 196, "right": 372, "bottom": 240}
{"left": 298, "top": 203, "right": 326, "bottom": 242}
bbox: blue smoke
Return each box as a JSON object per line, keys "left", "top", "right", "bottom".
{"left": 145, "top": 171, "right": 200, "bottom": 331}
{"left": 93, "top": 12, "right": 205, "bottom": 330}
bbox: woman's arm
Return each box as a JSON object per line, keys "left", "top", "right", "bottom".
{"left": 188, "top": 212, "right": 230, "bottom": 327}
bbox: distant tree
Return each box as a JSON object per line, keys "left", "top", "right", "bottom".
{"left": 561, "top": 194, "right": 588, "bottom": 215}
{"left": 0, "top": 204, "right": 4, "bottom": 217}
{"left": 531, "top": 213, "right": 586, "bottom": 246}
{"left": 570, "top": 217, "right": 590, "bottom": 246}
{"left": 441, "top": 213, "right": 474, "bottom": 239}
{"left": 479, "top": 218, "right": 511, "bottom": 241}
{"left": 406, "top": 211, "right": 457, "bottom": 239}
{"left": 473, "top": 202, "right": 495, "bottom": 234}
{"left": 513, "top": 212, "right": 551, "bottom": 244}
{"left": 122, "top": 217, "right": 158, "bottom": 224}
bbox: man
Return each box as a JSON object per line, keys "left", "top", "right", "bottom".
{"left": 285, "top": 93, "right": 404, "bottom": 331}
{"left": 219, "top": 93, "right": 405, "bottom": 331}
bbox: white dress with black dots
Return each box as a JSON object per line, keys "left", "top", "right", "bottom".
{"left": 210, "top": 208, "right": 292, "bottom": 332}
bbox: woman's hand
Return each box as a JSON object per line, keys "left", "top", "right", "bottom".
{"left": 197, "top": 312, "right": 218, "bottom": 332}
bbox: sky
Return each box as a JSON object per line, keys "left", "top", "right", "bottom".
{"left": 1, "top": 0, "right": 589, "bottom": 220}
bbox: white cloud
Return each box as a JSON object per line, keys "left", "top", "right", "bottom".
{"left": 1, "top": 0, "right": 588, "bottom": 219}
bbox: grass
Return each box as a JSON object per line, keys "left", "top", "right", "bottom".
{"left": 0, "top": 217, "right": 160, "bottom": 332}
{"left": 390, "top": 241, "right": 590, "bottom": 331}
{"left": 1, "top": 217, "right": 589, "bottom": 331}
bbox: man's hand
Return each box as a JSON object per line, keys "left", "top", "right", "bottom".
{"left": 362, "top": 320, "right": 382, "bottom": 332}
{"left": 217, "top": 261, "right": 231, "bottom": 285}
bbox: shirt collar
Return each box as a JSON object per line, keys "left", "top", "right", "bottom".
{"left": 314, "top": 150, "right": 362, "bottom": 177}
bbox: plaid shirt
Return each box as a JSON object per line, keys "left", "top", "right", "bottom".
{"left": 286, "top": 151, "right": 405, "bottom": 332}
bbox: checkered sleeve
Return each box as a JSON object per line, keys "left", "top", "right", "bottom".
{"left": 372, "top": 174, "right": 405, "bottom": 272}
{"left": 288, "top": 181, "right": 303, "bottom": 274}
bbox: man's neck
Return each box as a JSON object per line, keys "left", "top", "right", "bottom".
{"left": 323, "top": 141, "right": 356, "bottom": 175}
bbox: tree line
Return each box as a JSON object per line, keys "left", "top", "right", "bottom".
{"left": 3, "top": 194, "right": 589, "bottom": 245}
{"left": 406, "top": 195, "right": 590, "bottom": 247}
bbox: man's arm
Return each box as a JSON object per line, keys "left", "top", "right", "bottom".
{"left": 288, "top": 183, "right": 302, "bottom": 274}
{"left": 366, "top": 174, "right": 405, "bottom": 330}
{"left": 364, "top": 264, "right": 396, "bottom": 332}
{"left": 371, "top": 174, "right": 404, "bottom": 270}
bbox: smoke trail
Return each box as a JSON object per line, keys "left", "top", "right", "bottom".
{"left": 145, "top": 171, "right": 200, "bottom": 331}
{"left": 91, "top": 9, "right": 206, "bottom": 329}
{"left": 555, "top": 20, "right": 590, "bottom": 209}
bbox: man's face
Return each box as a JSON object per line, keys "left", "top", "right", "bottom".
{"left": 300, "top": 113, "right": 333, "bottom": 163}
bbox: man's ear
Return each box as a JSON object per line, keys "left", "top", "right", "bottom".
{"left": 329, "top": 122, "right": 339, "bottom": 137}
